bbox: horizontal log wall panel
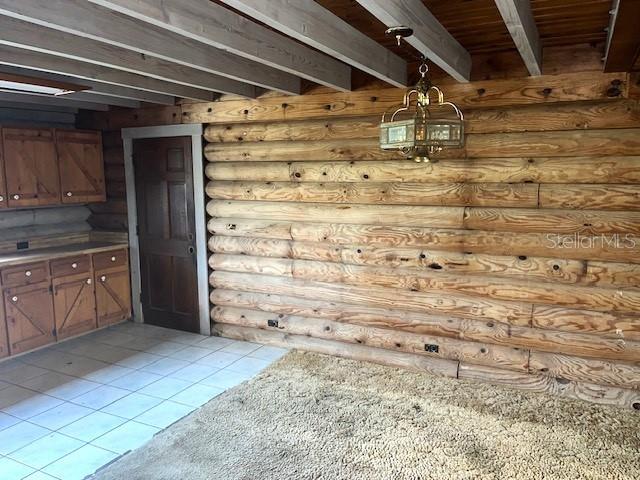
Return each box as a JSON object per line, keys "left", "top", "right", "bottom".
{"left": 206, "top": 157, "right": 640, "bottom": 184}
{"left": 204, "top": 73, "right": 640, "bottom": 406}
{"left": 208, "top": 201, "right": 640, "bottom": 235}
{"left": 214, "top": 324, "right": 459, "bottom": 379}
{"left": 206, "top": 181, "right": 539, "bottom": 207}
{"left": 210, "top": 271, "right": 533, "bottom": 326}
{"left": 458, "top": 363, "right": 640, "bottom": 409}
{"left": 184, "top": 71, "right": 628, "bottom": 124}
{"left": 208, "top": 235, "right": 587, "bottom": 285}
{"left": 204, "top": 129, "right": 640, "bottom": 162}
{"left": 208, "top": 218, "right": 640, "bottom": 264}
{"left": 212, "top": 306, "right": 529, "bottom": 371}
{"left": 203, "top": 100, "right": 640, "bottom": 141}
{"left": 210, "top": 289, "right": 639, "bottom": 362}
{"left": 528, "top": 352, "right": 640, "bottom": 389}
{"left": 539, "top": 184, "right": 640, "bottom": 210}
{"left": 208, "top": 201, "right": 466, "bottom": 229}
{"left": 209, "top": 253, "right": 640, "bottom": 313}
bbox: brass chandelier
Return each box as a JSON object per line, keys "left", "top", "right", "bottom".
{"left": 379, "top": 61, "right": 464, "bottom": 163}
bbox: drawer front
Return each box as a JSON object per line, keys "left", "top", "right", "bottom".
{"left": 93, "top": 249, "right": 128, "bottom": 271}
{"left": 51, "top": 255, "right": 91, "bottom": 278}
{"left": 1, "top": 262, "right": 49, "bottom": 287}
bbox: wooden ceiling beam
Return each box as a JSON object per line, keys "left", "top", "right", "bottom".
{"left": 0, "top": 16, "right": 257, "bottom": 98}
{"left": 0, "top": 0, "right": 300, "bottom": 95}
{"left": 87, "top": 0, "right": 352, "bottom": 92}
{"left": 604, "top": 0, "right": 640, "bottom": 72}
{"left": 0, "top": 65, "right": 175, "bottom": 105}
{"left": 495, "top": 0, "right": 542, "bottom": 76}
{"left": 0, "top": 44, "right": 214, "bottom": 102}
{"left": 65, "top": 92, "right": 140, "bottom": 109}
{"left": 355, "top": 0, "right": 472, "bottom": 82}
{"left": 0, "top": 92, "right": 111, "bottom": 111}
{"left": 220, "top": 0, "right": 407, "bottom": 88}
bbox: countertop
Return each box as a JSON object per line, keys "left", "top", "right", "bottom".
{"left": 0, "top": 242, "right": 128, "bottom": 268}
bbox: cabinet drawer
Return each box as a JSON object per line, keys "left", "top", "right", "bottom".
{"left": 51, "top": 255, "right": 91, "bottom": 278}
{"left": 1, "top": 262, "right": 49, "bottom": 287}
{"left": 93, "top": 249, "right": 128, "bottom": 271}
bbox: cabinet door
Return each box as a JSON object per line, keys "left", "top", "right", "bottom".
{"left": 2, "top": 128, "right": 60, "bottom": 207}
{"left": 95, "top": 268, "right": 131, "bottom": 327}
{"left": 4, "top": 282, "right": 55, "bottom": 355}
{"left": 53, "top": 273, "right": 97, "bottom": 340}
{"left": 56, "top": 130, "right": 105, "bottom": 204}
{"left": 0, "top": 130, "right": 7, "bottom": 209}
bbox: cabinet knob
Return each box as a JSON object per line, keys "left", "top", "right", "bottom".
{"left": 25, "top": 270, "right": 32, "bottom": 277}
{"left": 111, "top": 256, "right": 116, "bottom": 262}
{"left": 0, "top": 195, "right": 3, "bottom": 202}
{"left": 86, "top": 278, "right": 92, "bottom": 285}
{"left": 13, "top": 194, "right": 19, "bottom": 200}
{"left": 66, "top": 192, "right": 73, "bottom": 197}
{"left": 11, "top": 296, "right": 17, "bottom": 302}
{"left": 101, "top": 275, "right": 106, "bottom": 282}
{"left": 71, "top": 263, "right": 78, "bottom": 269}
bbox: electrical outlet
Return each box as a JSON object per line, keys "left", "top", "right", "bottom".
{"left": 424, "top": 344, "right": 439, "bottom": 353}
{"left": 267, "top": 319, "right": 279, "bottom": 328}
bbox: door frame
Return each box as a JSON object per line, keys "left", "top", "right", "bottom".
{"left": 121, "top": 124, "right": 209, "bottom": 335}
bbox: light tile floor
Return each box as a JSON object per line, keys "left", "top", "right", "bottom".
{"left": 0, "top": 322, "right": 288, "bottom": 480}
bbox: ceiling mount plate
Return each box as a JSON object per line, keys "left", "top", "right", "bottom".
{"left": 385, "top": 26, "right": 414, "bottom": 46}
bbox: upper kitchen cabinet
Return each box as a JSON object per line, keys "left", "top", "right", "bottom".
{"left": 2, "top": 128, "right": 60, "bottom": 208}
{"left": 0, "top": 127, "right": 105, "bottom": 209}
{"left": 56, "top": 130, "right": 106, "bottom": 204}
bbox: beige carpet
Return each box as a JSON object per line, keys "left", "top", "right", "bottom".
{"left": 93, "top": 351, "right": 640, "bottom": 480}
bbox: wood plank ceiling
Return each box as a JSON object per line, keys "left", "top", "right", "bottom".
{"left": 0, "top": 0, "right": 634, "bottom": 111}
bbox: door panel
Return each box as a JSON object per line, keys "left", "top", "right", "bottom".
{"left": 2, "top": 128, "right": 60, "bottom": 207}
{"left": 95, "top": 268, "right": 131, "bottom": 327}
{"left": 56, "top": 129, "right": 106, "bottom": 204}
{"left": 134, "top": 137, "right": 199, "bottom": 332}
{"left": 53, "top": 273, "right": 97, "bottom": 340}
{"left": 4, "top": 282, "right": 55, "bottom": 355}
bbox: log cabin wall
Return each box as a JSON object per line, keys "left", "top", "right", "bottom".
{"left": 78, "top": 66, "right": 640, "bottom": 409}
{"left": 203, "top": 86, "right": 640, "bottom": 410}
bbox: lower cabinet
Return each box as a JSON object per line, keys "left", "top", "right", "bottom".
{"left": 53, "top": 272, "right": 97, "bottom": 340}
{"left": 4, "top": 282, "right": 55, "bottom": 355}
{"left": 96, "top": 267, "right": 131, "bottom": 327}
{"left": 0, "top": 247, "right": 132, "bottom": 358}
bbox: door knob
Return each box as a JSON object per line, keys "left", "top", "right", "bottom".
{"left": 0, "top": 195, "right": 3, "bottom": 202}
{"left": 111, "top": 256, "right": 116, "bottom": 262}
{"left": 101, "top": 275, "right": 106, "bottom": 282}
{"left": 72, "top": 263, "right": 78, "bottom": 269}
{"left": 11, "top": 296, "right": 17, "bottom": 302}
{"left": 66, "top": 192, "right": 73, "bottom": 197}
{"left": 25, "top": 271, "right": 32, "bottom": 277}
{"left": 86, "top": 279, "right": 92, "bottom": 285}
{"left": 188, "top": 246, "right": 195, "bottom": 254}
{"left": 13, "top": 194, "right": 19, "bottom": 200}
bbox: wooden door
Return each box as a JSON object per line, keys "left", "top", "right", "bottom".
{"left": 133, "top": 137, "right": 199, "bottom": 332}
{"left": 0, "top": 301, "right": 9, "bottom": 358}
{"left": 0, "top": 130, "right": 7, "bottom": 209}
{"left": 56, "top": 129, "right": 106, "bottom": 204}
{"left": 2, "top": 128, "right": 60, "bottom": 207}
{"left": 53, "top": 273, "right": 97, "bottom": 340}
{"left": 4, "top": 282, "right": 55, "bottom": 355}
{"left": 95, "top": 268, "right": 131, "bottom": 327}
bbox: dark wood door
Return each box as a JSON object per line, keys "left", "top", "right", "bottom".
{"left": 2, "top": 128, "right": 60, "bottom": 207}
{"left": 4, "top": 282, "right": 55, "bottom": 355}
{"left": 95, "top": 267, "right": 131, "bottom": 327}
{"left": 0, "top": 131, "right": 7, "bottom": 209}
{"left": 0, "top": 301, "right": 8, "bottom": 358}
{"left": 53, "top": 273, "right": 97, "bottom": 340}
{"left": 56, "top": 129, "right": 106, "bottom": 204}
{"left": 133, "top": 137, "right": 199, "bottom": 332}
